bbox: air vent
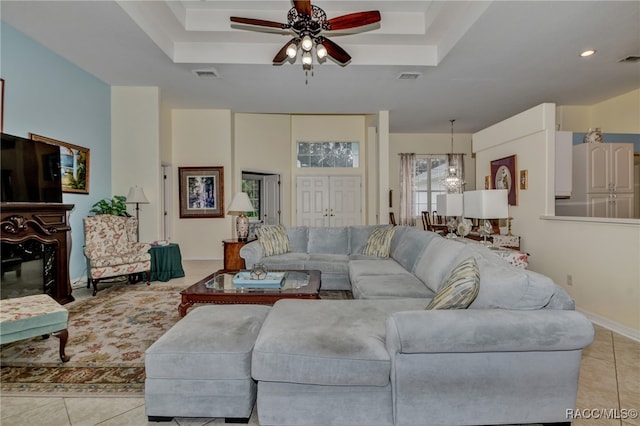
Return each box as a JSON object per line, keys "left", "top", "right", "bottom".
{"left": 192, "top": 68, "right": 220, "bottom": 78}
{"left": 619, "top": 55, "right": 640, "bottom": 63}
{"left": 397, "top": 72, "right": 422, "bottom": 80}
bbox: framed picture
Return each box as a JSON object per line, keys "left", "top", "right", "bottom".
{"left": 179, "top": 166, "right": 224, "bottom": 218}
{"left": 484, "top": 175, "right": 491, "bottom": 189}
{"left": 490, "top": 155, "right": 517, "bottom": 205}
{"left": 30, "top": 133, "right": 90, "bottom": 194}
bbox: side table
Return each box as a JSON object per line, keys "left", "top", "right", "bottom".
{"left": 149, "top": 243, "right": 185, "bottom": 282}
{"left": 223, "top": 239, "right": 255, "bottom": 270}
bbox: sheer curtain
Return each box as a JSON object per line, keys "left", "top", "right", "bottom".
{"left": 399, "top": 153, "right": 416, "bottom": 226}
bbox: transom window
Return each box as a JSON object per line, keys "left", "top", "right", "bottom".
{"left": 296, "top": 142, "right": 359, "bottom": 168}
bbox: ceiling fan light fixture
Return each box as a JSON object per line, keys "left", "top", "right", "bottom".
{"left": 302, "top": 51, "right": 313, "bottom": 66}
{"left": 316, "top": 43, "right": 327, "bottom": 59}
{"left": 286, "top": 42, "right": 298, "bottom": 58}
{"left": 301, "top": 35, "right": 313, "bottom": 52}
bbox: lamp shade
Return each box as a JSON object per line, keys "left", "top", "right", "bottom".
{"left": 126, "top": 186, "right": 149, "bottom": 204}
{"left": 227, "top": 192, "right": 254, "bottom": 215}
{"left": 463, "top": 190, "right": 508, "bottom": 219}
{"left": 437, "top": 193, "right": 463, "bottom": 216}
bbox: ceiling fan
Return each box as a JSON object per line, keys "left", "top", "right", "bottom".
{"left": 230, "top": 0, "right": 381, "bottom": 70}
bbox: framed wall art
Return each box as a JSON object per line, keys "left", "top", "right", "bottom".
{"left": 490, "top": 154, "right": 517, "bottom": 205}
{"left": 30, "top": 133, "right": 90, "bottom": 194}
{"left": 179, "top": 166, "right": 224, "bottom": 218}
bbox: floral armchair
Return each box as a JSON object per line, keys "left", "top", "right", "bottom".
{"left": 83, "top": 215, "right": 151, "bottom": 296}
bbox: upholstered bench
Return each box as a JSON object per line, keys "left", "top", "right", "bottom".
{"left": 145, "top": 304, "right": 271, "bottom": 423}
{"left": 0, "top": 294, "right": 70, "bottom": 362}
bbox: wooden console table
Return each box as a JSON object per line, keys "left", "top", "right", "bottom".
{"left": 1, "top": 203, "right": 75, "bottom": 304}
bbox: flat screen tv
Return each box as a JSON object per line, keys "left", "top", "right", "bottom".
{"left": 1, "top": 133, "right": 63, "bottom": 203}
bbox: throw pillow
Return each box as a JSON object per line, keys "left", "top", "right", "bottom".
{"left": 256, "top": 225, "right": 291, "bottom": 257}
{"left": 426, "top": 257, "right": 479, "bottom": 310}
{"left": 362, "top": 227, "right": 397, "bottom": 258}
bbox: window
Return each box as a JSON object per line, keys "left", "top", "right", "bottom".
{"left": 414, "top": 155, "right": 448, "bottom": 216}
{"left": 241, "top": 176, "right": 261, "bottom": 219}
{"left": 296, "top": 142, "right": 359, "bottom": 168}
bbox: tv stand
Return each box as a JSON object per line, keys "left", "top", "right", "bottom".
{"left": 1, "top": 203, "right": 75, "bottom": 304}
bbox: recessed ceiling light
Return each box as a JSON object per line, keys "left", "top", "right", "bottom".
{"left": 580, "top": 49, "right": 596, "bottom": 57}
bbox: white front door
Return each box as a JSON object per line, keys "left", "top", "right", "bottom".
{"left": 330, "top": 176, "right": 362, "bottom": 226}
{"left": 296, "top": 176, "right": 362, "bottom": 226}
{"left": 296, "top": 176, "right": 330, "bottom": 226}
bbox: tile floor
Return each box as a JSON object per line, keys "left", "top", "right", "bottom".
{"left": 1, "top": 260, "right": 638, "bottom": 426}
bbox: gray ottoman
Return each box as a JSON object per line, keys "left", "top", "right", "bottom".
{"left": 145, "top": 304, "right": 271, "bottom": 422}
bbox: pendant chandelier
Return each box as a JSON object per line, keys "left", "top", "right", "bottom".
{"left": 441, "top": 119, "right": 466, "bottom": 193}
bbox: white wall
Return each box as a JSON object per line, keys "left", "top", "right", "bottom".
{"left": 171, "top": 109, "right": 232, "bottom": 260}
{"left": 234, "top": 113, "right": 292, "bottom": 226}
{"left": 111, "top": 87, "right": 162, "bottom": 243}
{"left": 473, "top": 103, "right": 640, "bottom": 339}
{"left": 557, "top": 88, "right": 640, "bottom": 133}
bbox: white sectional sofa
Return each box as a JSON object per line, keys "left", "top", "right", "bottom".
{"left": 238, "top": 225, "right": 594, "bottom": 425}
{"left": 146, "top": 225, "right": 593, "bottom": 425}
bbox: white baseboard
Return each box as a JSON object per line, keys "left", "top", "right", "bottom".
{"left": 71, "top": 275, "right": 88, "bottom": 289}
{"left": 577, "top": 308, "right": 640, "bottom": 343}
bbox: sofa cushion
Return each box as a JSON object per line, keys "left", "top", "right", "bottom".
{"left": 252, "top": 299, "right": 427, "bottom": 387}
{"left": 349, "top": 225, "right": 392, "bottom": 254}
{"left": 305, "top": 254, "right": 350, "bottom": 275}
{"left": 308, "top": 227, "right": 349, "bottom": 255}
{"left": 414, "top": 237, "right": 466, "bottom": 293}
{"left": 389, "top": 228, "right": 438, "bottom": 273}
{"left": 450, "top": 245, "right": 556, "bottom": 310}
{"left": 426, "top": 257, "right": 480, "bottom": 310}
{"left": 259, "top": 253, "right": 309, "bottom": 270}
{"left": 362, "top": 227, "right": 397, "bottom": 258}
{"left": 256, "top": 225, "right": 290, "bottom": 256}
{"left": 349, "top": 258, "right": 409, "bottom": 278}
{"left": 286, "top": 227, "right": 309, "bottom": 253}
{"left": 352, "top": 274, "right": 433, "bottom": 300}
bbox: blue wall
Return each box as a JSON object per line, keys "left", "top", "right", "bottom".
{"left": 1, "top": 23, "right": 111, "bottom": 283}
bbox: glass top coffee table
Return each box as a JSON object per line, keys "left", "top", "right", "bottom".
{"left": 179, "top": 269, "right": 321, "bottom": 316}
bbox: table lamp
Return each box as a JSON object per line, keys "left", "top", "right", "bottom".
{"left": 228, "top": 192, "right": 255, "bottom": 241}
{"left": 126, "top": 186, "right": 149, "bottom": 242}
{"left": 463, "top": 190, "right": 508, "bottom": 245}
{"left": 436, "top": 193, "right": 463, "bottom": 238}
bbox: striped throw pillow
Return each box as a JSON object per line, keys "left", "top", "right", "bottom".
{"left": 426, "top": 257, "right": 479, "bottom": 310}
{"left": 362, "top": 227, "right": 397, "bottom": 258}
{"left": 256, "top": 225, "right": 291, "bottom": 257}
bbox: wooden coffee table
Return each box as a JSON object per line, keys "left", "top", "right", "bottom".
{"left": 178, "top": 269, "right": 321, "bottom": 316}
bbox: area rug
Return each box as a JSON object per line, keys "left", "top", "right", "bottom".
{"left": 1, "top": 285, "right": 352, "bottom": 396}
{"left": 1, "top": 284, "right": 183, "bottom": 396}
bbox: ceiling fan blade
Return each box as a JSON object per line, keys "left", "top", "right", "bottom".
{"left": 230, "top": 16, "right": 289, "bottom": 30}
{"left": 322, "top": 38, "right": 351, "bottom": 66}
{"left": 273, "top": 40, "right": 295, "bottom": 64}
{"left": 326, "top": 11, "right": 381, "bottom": 31}
{"left": 293, "top": 0, "right": 312, "bottom": 16}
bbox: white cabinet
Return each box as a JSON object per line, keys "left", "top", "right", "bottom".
{"left": 569, "top": 143, "right": 635, "bottom": 218}
{"left": 555, "top": 131, "right": 573, "bottom": 198}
